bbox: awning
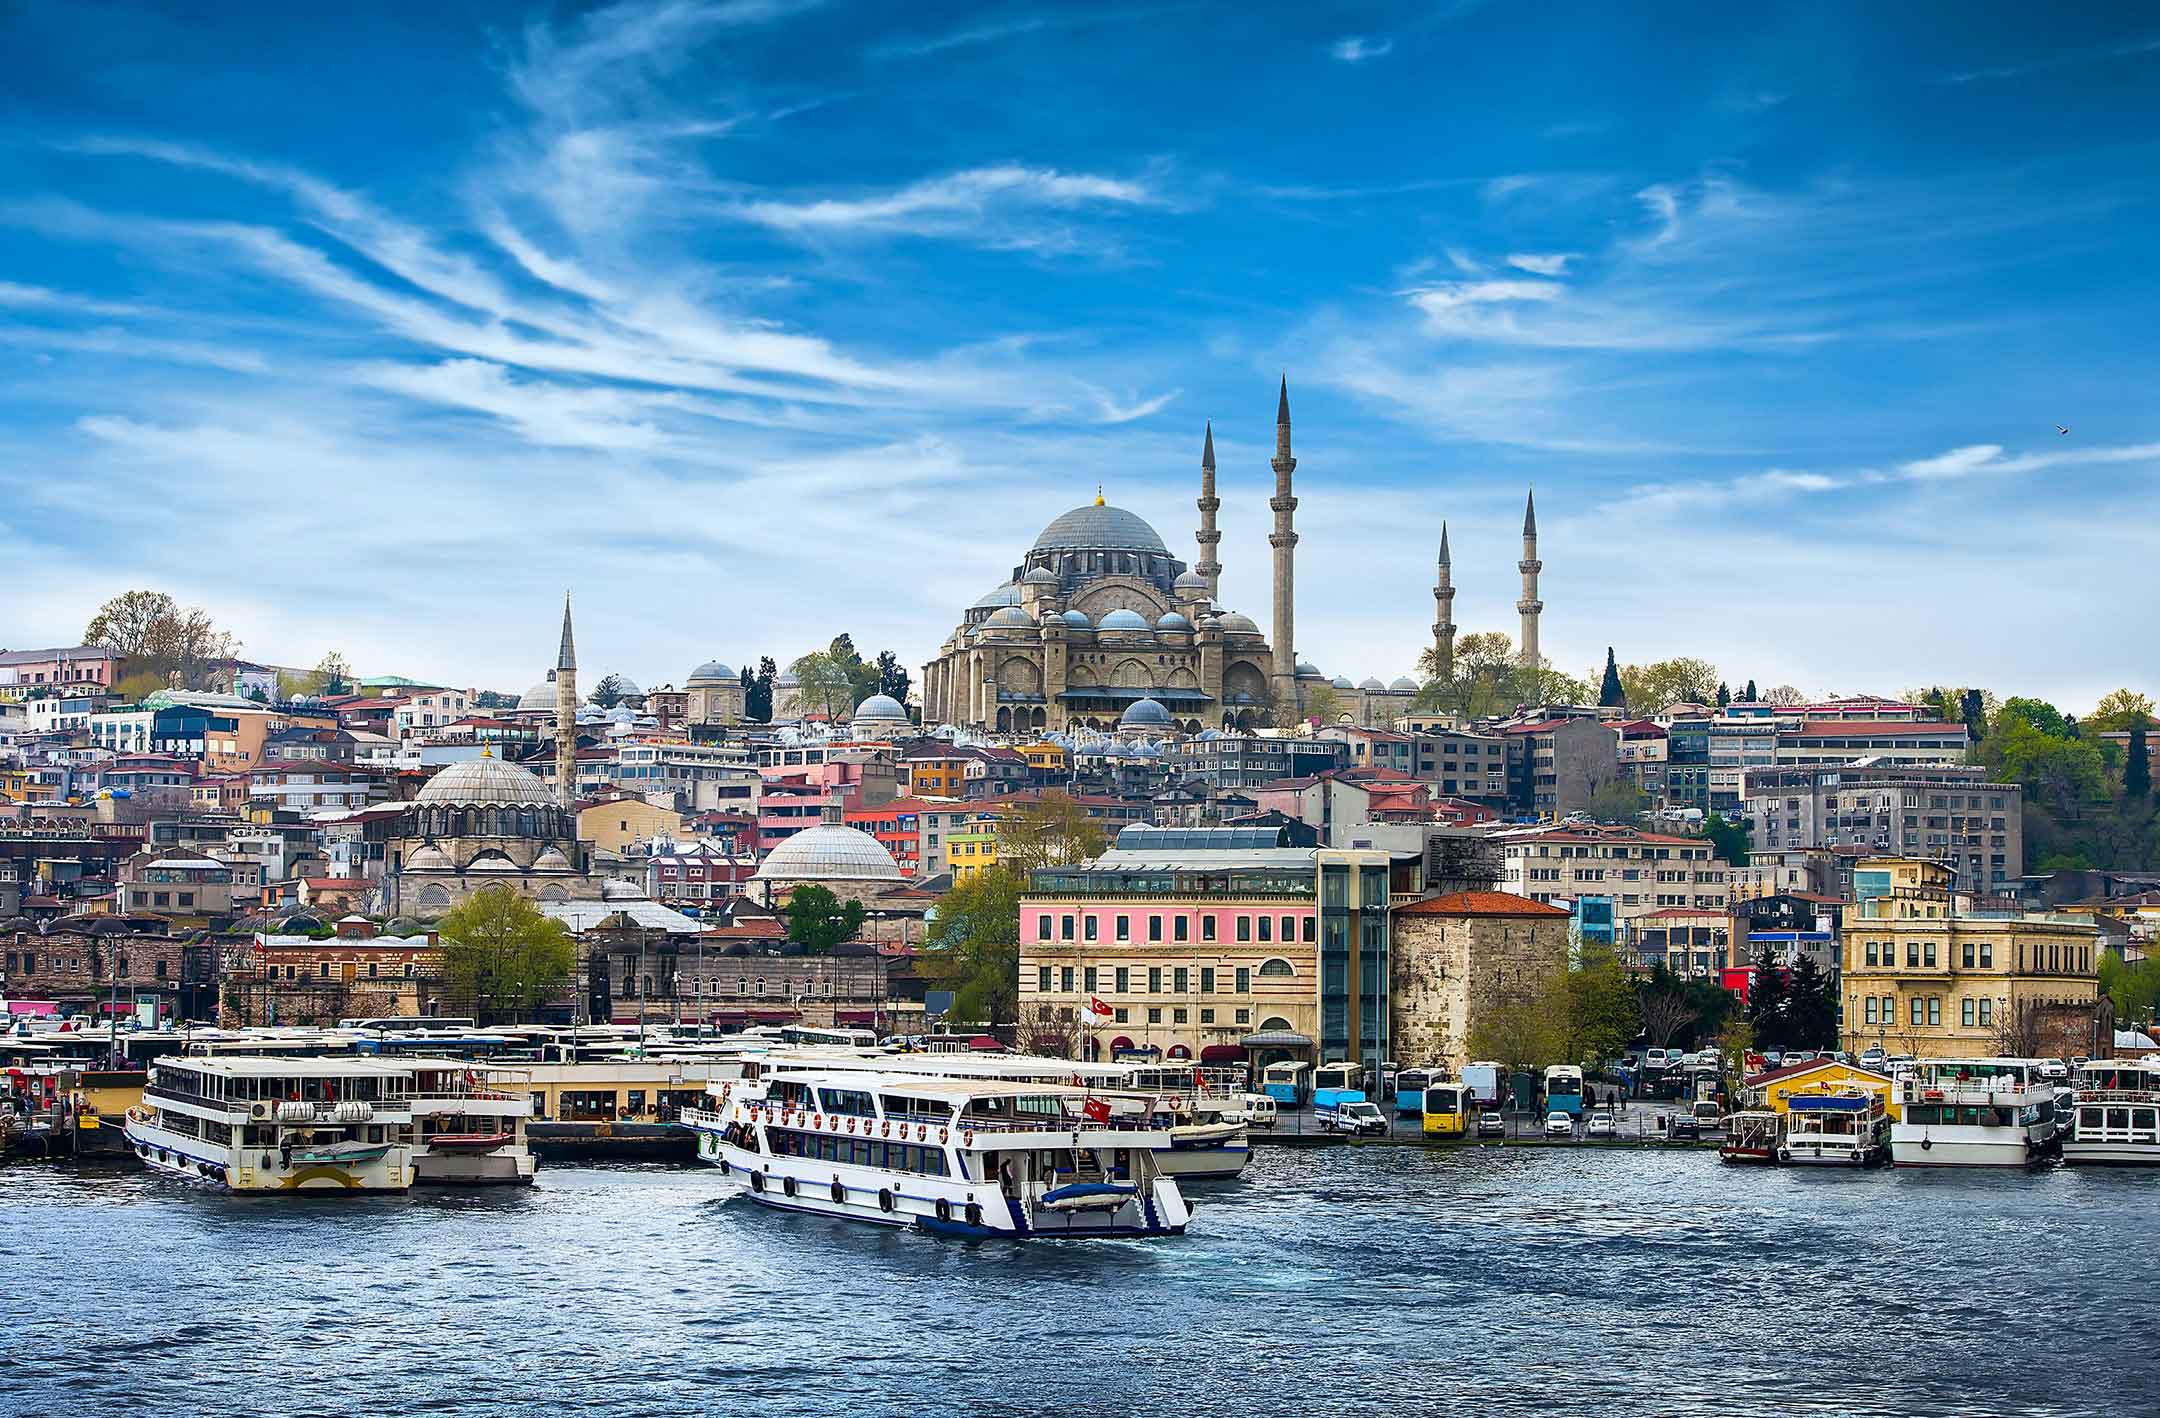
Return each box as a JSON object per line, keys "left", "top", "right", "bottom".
{"left": 1239, "top": 1030, "right": 1315, "bottom": 1050}
{"left": 967, "top": 1034, "right": 1005, "bottom": 1052}
{"left": 1166, "top": 1044, "right": 1192, "bottom": 1060}
{"left": 1198, "top": 1044, "right": 1245, "bottom": 1063}
{"left": 1109, "top": 1035, "right": 1135, "bottom": 1051}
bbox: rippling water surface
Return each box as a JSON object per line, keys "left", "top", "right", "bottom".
{"left": 3, "top": 1148, "right": 2151, "bottom": 1417}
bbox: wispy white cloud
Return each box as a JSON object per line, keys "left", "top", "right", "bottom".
{"left": 729, "top": 164, "right": 1166, "bottom": 251}
{"left": 1329, "top": 35, "right": 1394, "bottom": 64}
{"left": 1505, "top": 251, "right": 1576, "bottom": 276}
{"left": 1944, "top": 33, "right": 2160, "bottom": 84}
{"left": 1087, "top": 387, "right": 1181, "bottom": 424}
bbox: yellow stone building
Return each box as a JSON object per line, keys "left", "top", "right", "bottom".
{"left": 577, "top": 796, "right": 684, "bottom": 856}
{"left": 1839, "top": 857, "right": 2102, "bottom": 1060}
{"left": 947, "top": 826, "right": 1000, "bottom": 884}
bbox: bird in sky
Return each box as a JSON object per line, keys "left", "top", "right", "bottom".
{"left": 2056, "top": 424, "right": 2070, "bottom": 435}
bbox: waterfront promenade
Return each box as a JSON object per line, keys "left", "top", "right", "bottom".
{"left": 4, "top": 1147, "right": 2150, "bottom": 1417}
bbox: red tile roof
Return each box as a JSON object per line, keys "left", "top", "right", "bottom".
{"left": 1395, "top": 890, "right": 1570, "bottom": 918}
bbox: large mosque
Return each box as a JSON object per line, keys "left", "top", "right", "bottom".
{"left": 921, "top": 381, "right": 1547, "bottom": 733}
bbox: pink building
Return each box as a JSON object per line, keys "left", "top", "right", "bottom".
{"left": 0, "top": 646, "right": 122, "bottom": 694}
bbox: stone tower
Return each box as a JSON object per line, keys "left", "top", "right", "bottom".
{"left": 555, "top": 592, "right": 578, "bottom": 812}
{"left": 1268, "top": 377, "right": 1299, "bottom": 717}
{"left": 1432, "top": 521, "right": 1457, "bottom": 682}
{"left": 1516, "top": 489, "right": 1543, "bottom": 668}
{"left": 1196, "top": 421, "right": 1222, "bottom": 601}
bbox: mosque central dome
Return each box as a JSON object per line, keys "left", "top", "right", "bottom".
{"left": 1030, "top": 502, "right": 1169, "bottom": 556}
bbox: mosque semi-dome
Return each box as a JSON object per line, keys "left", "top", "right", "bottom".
{"left": 1030, "top": 502, "right": 1169, "bottom": 555}
{"left": 1119, "top": 697, "right": 1174, "bottom": 729}
{"left": 415, "top": 756, "right": 552, "bottom": 806}
{"left": 972, "top": 583, "right": 1023, "bottom": 610}
{"left": 988, "top": 606, "right": 1034, "bottom": 628}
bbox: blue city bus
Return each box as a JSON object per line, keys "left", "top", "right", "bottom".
{"left": 1312, "top": 1061, "right": 1367, "bottom": 1111}
{"left": 1393, "top": 1067, "right": 1436, "bottom": 1117}
{"left": 1542, "top": 1064, "right": 1586, "bottom": 1117}
{"left": 1260, "top": 1060, "right": 1312, "bottom": 1107}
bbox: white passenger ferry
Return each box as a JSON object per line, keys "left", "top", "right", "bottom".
{"left": 741, "top": 1049, "right": 1252, "bottom": 1181}
{"left": 1889, "top": 1058, "right": 2059, "bottom": 1168}
{"left": 1779, "top": 1089, "right": 1888, "bottom": 1167}
{"left": 684, "top": 1071, "right": 1191, "bottom": 1238}
{"left": 124, "top": 1056, "right": 417, "bottom": 1191}
{"left": 2063, "top": 1058, "right": 2160, "bottom": 1166}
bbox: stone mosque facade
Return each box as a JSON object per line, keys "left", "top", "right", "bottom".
{"left": 922, "top": 385, "right": 1310, "bottom": 734}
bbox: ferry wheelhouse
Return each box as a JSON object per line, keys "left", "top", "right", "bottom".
{"left": 1889, "top": 1058, "right": 2058, "bottom": 1168}
{"left": 685, "top": 1072, "right": 1190, "bottom": 1238}
{"left": 124, "top": 1056, "right": 416, "bottom": 1192}
{"left": 2063, "top": 1058, "right": 2160, "bottom": 1166}
{"left": 406, "top": 1060, "right": 537, "bottom": 1185}
{"left": 1780, "top": 1091, "right": 1888, "bottom": 1167}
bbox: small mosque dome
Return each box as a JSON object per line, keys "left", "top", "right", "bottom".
{"left": 1098, "top": 609, "right": 1151, "bottom": 632}
{"left": 853, "top": 693, "right": 910, "bottom": 728}
{"left": 1390, "top": 676, "right": 1419, "bottom": 692}
{"left": 1022, "top": 566, "right": 1059, "bottom": 585}
{"left": 1216, "top": 612, "right": 1259, "bottom": 633}
{"left": 1331, "top": 675, "right": 1354, "bottom": 690}
{"left": 1155, "top": 612, "right": 1192, "bottom": 631}
{"left": 688, "top": 660, "right": 737, "bottom": 684}
{"left": 1062, "top": 609, "right": 1093, "bottom": 627}
{"left": 1119, "top": 698, "right": 1173, "bottom": 729}
{"left": 1359, "top": 677, "right": 1386, "bottom": 691}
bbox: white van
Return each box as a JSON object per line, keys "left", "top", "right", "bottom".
{"left": 1240, "top": 1093, "right": 1279, "bottom": 1129}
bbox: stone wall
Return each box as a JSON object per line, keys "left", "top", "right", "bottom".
{"left": 1389, "top": 912, "right": 1567, "bottom": 1073}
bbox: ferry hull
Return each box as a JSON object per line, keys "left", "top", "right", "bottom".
{"left": 1155, "top": 1140, "right": 1250, "bottom": 1181}
{"left": 1889, "top": 1129, "right": 2045, "bottom": 1168}
{"left": 2062, "top": 1141, "right": 2160, "bottom": 1166}
{"left": 413, "top": 1148, "right": 538, "bottom": 1185}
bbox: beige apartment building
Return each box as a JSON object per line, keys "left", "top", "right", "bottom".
{"left": 1838, "top": 857, "right": 2103, "bottom": 1060}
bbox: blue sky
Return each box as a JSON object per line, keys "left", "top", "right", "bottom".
{"left": 2, "top": 1, "right": 2155, "bottom": 708}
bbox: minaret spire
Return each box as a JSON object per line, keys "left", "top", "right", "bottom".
{"left": 1194, "top": 421, "right": 1222, "bottom": 602}
{"left": 1517, "top": 489, "right": 1543, "bottom": 669}
{"left": 1432, "top": 521, "right": 1456, "bottom": 684}
{"left": 554, "top": 592, "right": 579, "bottom": 811}
{"left": 1269, "top": 376, "right": 1299, "bottom": 719}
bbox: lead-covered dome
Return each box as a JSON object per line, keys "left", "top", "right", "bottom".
{"left": 1119, "top": 698, "right": 1173, "bottom": 729}
{"left": 1031, "top": 503, "right": 1169, "bottom": 555}
{"left": 1390, "top": 676, "right": 1419, "bottom": 692}
{"left": 416, "top": 756, "right": 551, "bottom": 806}
{"left": 1098, "top": 608, "right": 1151, "bottom": 631}
{"left": 517, "top": 675, "right": 558, "bottom": 711}
{"left": 853, "top": 693, "right": 910, "bottom": 728}
{"left": 753, "top": 824, "right": 903, "bottom": 884}
{"left": 688, "top": 660, "right": 736, "bottom": 684}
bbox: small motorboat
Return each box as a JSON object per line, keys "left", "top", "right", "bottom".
{"left": 1038, "top": 1180, "right": 1139, "bottom": 1213}
{"left": 292, "top": 1141, "right": 393, "bottom": 1166}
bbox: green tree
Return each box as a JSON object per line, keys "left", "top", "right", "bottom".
{"left": 83, "top": 589, "right": 240, "bottom": 690}
{"left": 789, "top": 650, "right": 855, "bottom": 722}
{"left": 2100, "top": 948, "right": 2160, "bottom": 1029}
{"left": 782, "top": 884, "right": 867, "bottom": 953}
{"left": 1716, "top": 682, "right": 1731, "bottom": 708}
{"left": 1637, "top": 966, "right": 1698, "bottom": 1050}
{"left": 744, "top": 657, "right": 776, "bottom": 722}
{"left": 1302, "top": 682, "right": 1344, "bottom": 726}
{"left": 589, "top": 673, "right": 633, "bottom": 709}
{"left": 2127, "top": 722, "right": 2152, "bottom": 800}
{"left": 1784, "top": 953, "right": 1837, "bottom": 1050}
{"left": 436, "top": 885, "right": 576, "bottom": 1025}
{"left": 1598, "top": 647, "right": 1625, "bottom": 708}
{"left": 2086, "top": 689, "right": 2156, "bottom": 734}
{"left": 873, "top": 650, "right": 912, "bottom": 706}
{"left": 1998, "top": 696, "right": 2070, "bottom": 738}
{"left": 1742, "top": 679, "right": 1759, "bottom": 702}
{"left": 1620, "top": 657, "right": 1722, "bottom": 713}
{"left": 1584, "top": 778, "right": 1649, "bottom": 825}
{"left": 1416, "top": 629, "right": 1516, "bottom": 718}
{"left": 1703, "top": 813, "right": 1751, "bottom": 867}
{"left": 1465, "top": 971, "right": 1570, "bottom": 1075}
{"left": 994, "top": 792, "right": 1108, "bottom": 876}
{"left": 1514, "top": 659, "right": 1595, "bottom": 708}
{"left": 113, "top": 669, "right": 166, "bottom": 704}
{"left": 922, "top": 866, "right": 1023, "bottom": 1025}
{"left": 1746, "top": 943, "right": 1786, "bottom": 1050}
{"left": 1565, "top": 941, "right": 1641, "bottom": 1066}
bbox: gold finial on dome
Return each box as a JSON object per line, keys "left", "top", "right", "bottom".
{"left": 480, "top": 745, "right": 494, "bottom": 759}
{"left": 1095, "top": 483, "right": 1105, "bottom": 507}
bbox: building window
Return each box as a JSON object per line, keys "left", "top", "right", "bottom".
{"left": 1924, "top": 942, "right": 1937, "bottom": 968}
{"left": 1173, "top": 1008, "right": 1188, "bottom": 1024}
{"left": 1236, "top": 917, "right": 1251, "bottom": 943}
{"left": 1037, "top": 916, "right": 1051, "bottom": 941}
{"left": 1257, "top": 958, "right": 1295, "bottom": 979}
{"left": 1147, "top": 1007, "right": 1162, "bottom": 1024}
{"left": 1979, "top": 943, "right": 1993, "bottom": 968}
{"left": 1148, "top": 916, "right": 1163, "bottom": 943}
{"left": 1115, "top": 967, "right": 1129, "bottom": 993}
{"left": 1115, "top": 915, "right": 1130, "bottom": 942}
{"left": 1084, "top": 967, "right": 1098, "bottom": 993}
{"left": 1173, "top": 967, "right": 1188, "bottom": 993}
{"left": 1927, "top": 997, "right": 1941, "bottom": 1026}
{"left": 1235, "top": 1009, "right": 1250, "bottom": 1025}
{"left": 1302, "top": 917, "right": 1316, "bottom": 943}
{"left": 1280, "top": 915, "right": 1295, "bottom": 943}
{"left": 1060, "top": 966, "right": 1075, "bottom": 994}
{"left": 1962, "top": 998, "right": 1974, "bottom": 1027}
{"left": 1200, "top": 1008, "right": 1215, "bottom": 1024}
{"left": 1256, "top": 916, "right": 1271, "bottom": 943}
{"left": 1200, "top": 966, "right": 1215, "bottom": 993}
{"left": 1910, "top": 997, "right": 1924, "bottom": 1026}
{"left": 1235, "top": 967, "right": 1250, "bottom": 993}
{"left": 1083, "top": 916, "right": 1098, "bottom": 942}
{"left": 1979, "top": 999, "right": 1993, "bottom": 1027}
{"left": 1865, "top": 997, "right": 1878, "bottom": 1025}
{"left": 1148, "top": 967, "right": 1162, "bottom": 993}
{"left": 1061, "top": 915, "right": 1075, "bottom": 941}
{"left": 1906, "top": 943, "right": 1919, "bottom": 967}
{"left": 1037, "top": 967, "right": 1051, "bottom": 993}
{"left": 1865, "top": 942, "right": 1879, "bottom": 967}
{"left": 1113, "top": 1008, "right": 1128, "bottom": 1023}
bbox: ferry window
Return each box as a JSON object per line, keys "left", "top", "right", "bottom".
{"left": 528, "top": 1092, "right": 546, "bottom": 1119}
{"left": 2108, "top": 1107, "right": 2132, "bottom": 1130}
{"left": 1236, "top": 967, "right": 1250, "bottom": 993}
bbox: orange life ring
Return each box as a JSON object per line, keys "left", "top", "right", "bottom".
{"left": 847, "top": 1117, "right": 856, "bottom": 1134}
{"left": 881, "top": 1121, "right": 890, "bottom": 1137}
{"left": 963, "top": 1130, "right": 975, "bottom": 1147}
{"left": 916, "top": 1125, "right": 926, "bottom": 1140}
{"left": 939, "top": 1127, "right": 949, "bottom": 1143}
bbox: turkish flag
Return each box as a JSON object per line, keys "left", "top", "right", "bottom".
{"left": 1082, "top": 1097, "right": 1112, "bottom": 1123}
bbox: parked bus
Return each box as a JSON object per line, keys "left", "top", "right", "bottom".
{"left": 1542, "top": 1064, "right": 1586, "bottom": 1117}
{"left": 1422, "top": 1082, "right": 1474, "bottom": 1138}
{"left": 1260, "top": 1059, "right": 1312, "bottom": 1107}
{"left": 1393, "top": 1067, "right": 1437, "bottom": 1117}
{"left": 1461, "top": 1061, "right": 1504, "bottom": 1107}
{"left": 1311, "top": 1061, "right": 1366, "bottom": 1110}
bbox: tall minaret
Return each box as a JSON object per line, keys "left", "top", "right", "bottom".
{"left": 1269, "top": 376, "right": 1299, "bottom": 716}
{"left": 1516, "top": 489, "right": 1543, "bottom": 668}
{"left": 555, "top": 592, "right": 578, "bottom": 812}
{"left": 1432, "top": 521, "right": 1457, "bottom": 682}
{"left": 1196, "top": 421, "right": 1222, "bottom": 601}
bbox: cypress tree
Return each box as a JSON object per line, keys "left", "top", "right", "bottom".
{"left": 1716, "top": 682, "right": 1731, "bottom": 707}
{"left": 1743, "top": 679, "right": 1759, "bottom": 703}
{"left": 2128, "top": 721, "right": 2152, "bottom": 799}
{"left": 1747, "top": 942, "right": 1786, "bottom": 1050}
{"left": 1599, "top": 647, "right": 1626, "bottom": 708}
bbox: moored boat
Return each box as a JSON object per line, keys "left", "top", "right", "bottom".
{"left": 123, "top": 1056, "right": 417, "bottom": 1192}
{"left": 406, "top": 1060, "right": 537, "bottom": 1186}
{"left": 1719, "top": 1110, "right": 1782, "bottom": 1163}
{"left": 1889, "top": 1058, "right": 2058, "bottom": 1168}
{"left": 685, "top": 1070, "right": 1190, "bottom": 1238}
{"left": 2063, "top": 1058, "right": 2160, "bottom": 1166}
{"left": 1779, "top": 1090, "right": 1888, "bottom": 1167}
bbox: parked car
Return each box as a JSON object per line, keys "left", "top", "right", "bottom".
{"left": 1320, "top": 1101, "right": 1388, "bottom": 1137}
{"left": 1858, "top": 1046, "right": 1888, "bottom": 1070}
{"left": 1240, "top": 1094, "right": 1279, "bottom": 1130}
{"left": 2038, "top": 1059, "right": 2069, "bottom": 1082}
{"left": 1667, "top": 1113, "right": 1703, "bottom": 1142}
{"left": 1690, "top": 1099, "right": 1723, "bottom": 1130}
{"left": 1543, "top": 1111, "right": 1576, "bottom": 1139}
{"left": 1476, "top": 1111, "right": 1508, "bottom": 1140}
{"left": 1585, "top": 1111, "right": 1618, "bottom": 1140}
